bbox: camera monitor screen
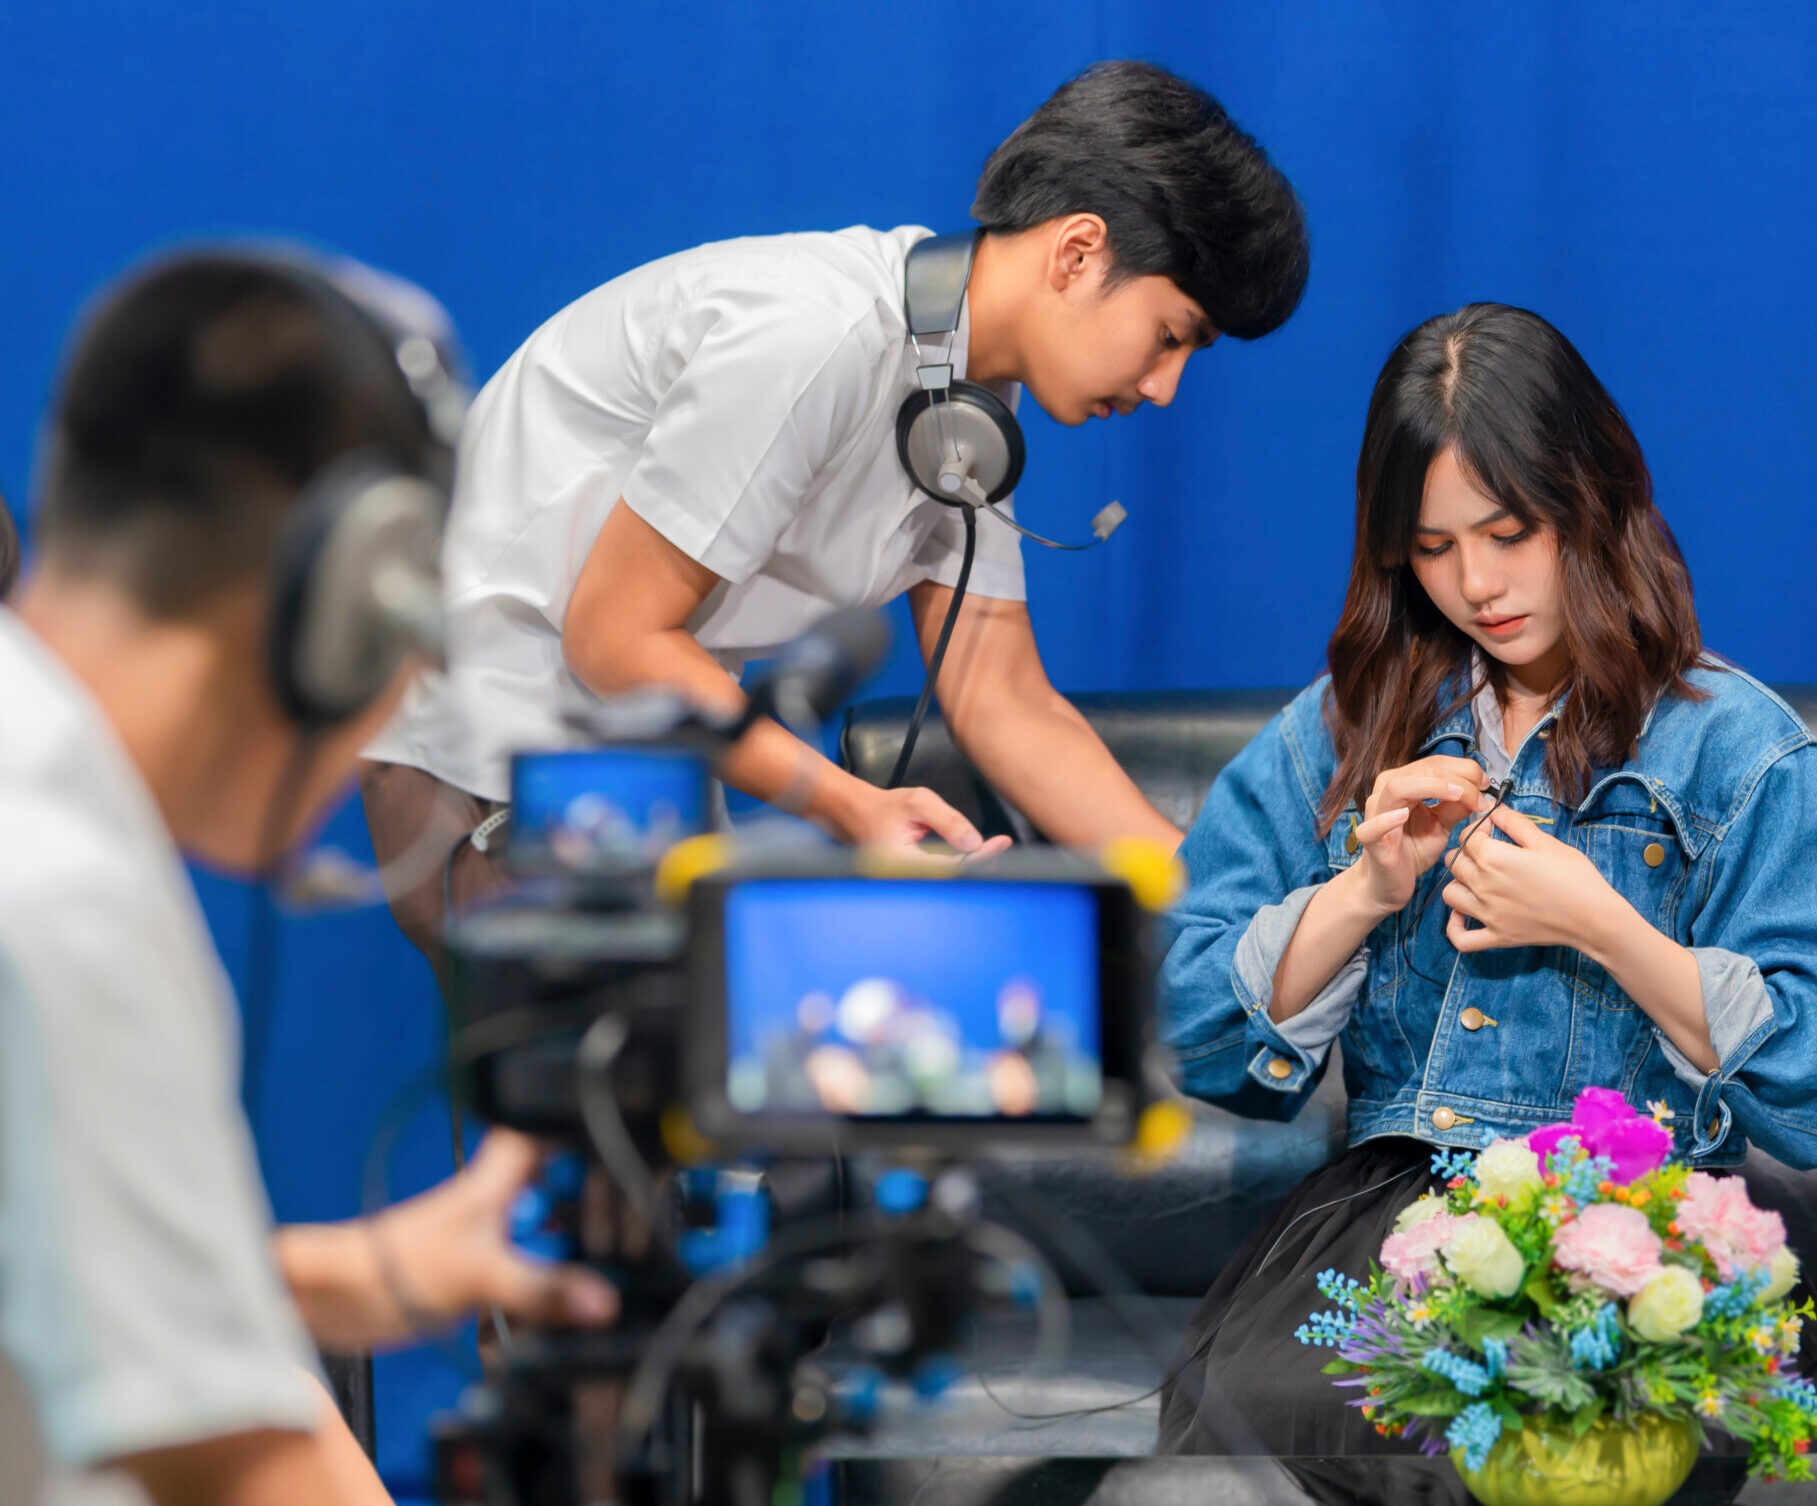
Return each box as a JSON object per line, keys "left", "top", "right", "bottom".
{"left": 508, "top": 747, "right": 710, "bottom": 873}
{"left": 719, "top": 878, "right": 1107, "bottom": 1125}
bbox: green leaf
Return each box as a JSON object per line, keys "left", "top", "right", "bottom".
{"left": 1523, "top": 1269, "right": 1561, "bottom": 1318}
{"left": 1399, "top": 1390, "right": 1469, "bottom": 1418}
{"left": 1458, "top": 1309, "right": 1526, "bottom": 1347}
{"left": 1320, "top": 1359, "right": 1357, "bottom": 1376}
{"left": 1570, "top": 1396, "right": 1606, "bottom": 1438}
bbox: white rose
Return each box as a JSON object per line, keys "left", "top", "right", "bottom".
{"left": 1628, "top": 1265, "right": 1705, "bottom": 1341}
{"left": 1761, "top": 1245, "right": 1801, "bottom": 1305}
{"left": 1394, "top": 1194, "right": 1451, "bottom": 1234}
{"left": 1441, "top": 1213, "right": 1526, "bottom": 1299}
{"left": 1474, "top": 1139, "right": 1545, "bottom": 1204}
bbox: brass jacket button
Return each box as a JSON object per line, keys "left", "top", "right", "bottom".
{"left": 1345, "top": 825, "right": 1360, "bottom": 856}
{"left": 1460, "top": 1007, "right": 1486, "bottom": 1031}
{"left": 1432, "top": 1106, "right": 1458, "bottom": 1131}
{"left": 1267, "top": 1057, "right": 1293, "bottom": 1080}
{"left": 1643, "top": 842, "right": 1666, "bottom": 868}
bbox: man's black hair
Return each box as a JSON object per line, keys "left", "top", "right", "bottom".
{"left": 973, "top": 60, "right": 1309, "bottom": 340}
{"left": 35, "top": 254, "right": 435, "bottom": 617}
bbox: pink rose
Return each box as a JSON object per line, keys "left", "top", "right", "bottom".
{"left": 1675, "top": 1172, "right": 1787, "bottom": 1280}
{"left": 1381, "top": 1210, "right": 1457, "bottom": 1286}
{"left": 1526, "top": 1089, "right": 1672, "bottom": 1184}
{"left": 1552, "top": 1202, "right": 1665, "bottom": 1296}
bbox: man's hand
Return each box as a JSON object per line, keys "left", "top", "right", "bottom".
{"left": 278, "top": 1130, "right": 617, "bottom": 1353}
{"left": 373, "top": 1130, "right": 619, "bottom": 1332}
{"left": 1441, "top": 804, "right": 1621, "bottom": 953}
{"left": 834, "top": 782, "right": 1013, "bottom": 859}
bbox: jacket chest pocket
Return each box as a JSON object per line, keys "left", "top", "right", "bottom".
{"left": 1327, "top": 806, "right": 1364, "bottom": 872}
{"left": 1568, "top": 776, "right": 1693, "bottom": 1009}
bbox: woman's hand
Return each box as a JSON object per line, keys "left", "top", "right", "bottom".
{"left": 1442, "top": 804, "right": 1620, "bottom": 952}
{"left": 1350, "top": 755, "right": 1492, "bottom": 917}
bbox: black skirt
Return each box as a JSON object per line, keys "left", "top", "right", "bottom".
{"left": 1157, "top": 1135, "right": 1435, "bottom": 1459}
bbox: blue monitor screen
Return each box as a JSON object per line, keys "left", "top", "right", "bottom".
{"left": 722, "top": 879, "right": 1102, "bottom": 1120}
{"left": 509, "top": 747, "right": 709, "bottom": 869}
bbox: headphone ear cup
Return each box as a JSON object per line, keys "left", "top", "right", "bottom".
{"left": 895, "top": 380, "right": 1026, "bottom": 506}
{"left": 268, "top": 453, "right": 445, "bottom": 727}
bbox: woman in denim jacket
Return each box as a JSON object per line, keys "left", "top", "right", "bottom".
{"left": 1157, "top": 303, "right": 1817, "bottom": 1459}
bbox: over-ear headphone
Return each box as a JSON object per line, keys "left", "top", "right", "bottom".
{"left": 252, "top": 250, "right": 471, "bottom": 728}
{"left": 894, "top": 231, "right": 1127, "bottom": 552}
{"left": 884, "top": 232, "right": 1129, "bottom": 789}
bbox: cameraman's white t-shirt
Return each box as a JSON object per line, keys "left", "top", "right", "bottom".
{"left": 0, "top": 613, "right": 318, "bottom": 1496}
{"left": 365, "top": 225, "right": 1026, "bottom": 802}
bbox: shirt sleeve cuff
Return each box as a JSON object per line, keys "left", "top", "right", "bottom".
{"left": 1653, "top": 946, "right": 1779, "bottom": 1089}
{"left": 1232, "top": 883, "right": 1365, "bottom": 1089}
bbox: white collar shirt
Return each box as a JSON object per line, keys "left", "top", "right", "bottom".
{"left": 366, "top": 225, "right": 1026, "bottom": 801}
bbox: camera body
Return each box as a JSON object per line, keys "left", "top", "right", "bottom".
{"left": 432, "top": 722, "right": 1174, "bottom": 1506}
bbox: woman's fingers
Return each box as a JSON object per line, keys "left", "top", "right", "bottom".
{"left": 1445, "top": 904, "right": 1497, "bottom": 953}
{"left": 1441, "top": 879, "right": 1485, "bottom": 921}
{"left": 1354, "top": 806, "right": 1412, "bottom": 846}
{"left": 1367, "top": 772, "right": 1473, "bottom": 818}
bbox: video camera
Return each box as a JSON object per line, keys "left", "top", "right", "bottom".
{"left": 426, "top": 610, "right": 1176, "bottom": 1506}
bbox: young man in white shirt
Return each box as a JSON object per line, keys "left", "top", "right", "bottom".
{"left": 361, "top": 60, "right": 1310, "bottom": 957}
{"left": 0, "top": 251, "right": 616, "bottom": 1506}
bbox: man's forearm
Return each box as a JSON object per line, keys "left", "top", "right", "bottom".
{"left": 274, "top": 1223, "right": 407, "bottom": 1354}
{"left": 567, "top": 623, "right": 872, "bottom": 838}
{"left": 955, "top": 687, "right": 1182, "bottom": 848}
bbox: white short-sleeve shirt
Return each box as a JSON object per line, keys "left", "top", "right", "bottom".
{"left": 364, "top": 225, "right": 1027, "bottom": 801}
{"left": 0, "top": 613, "right": 319, "bottom": 1490}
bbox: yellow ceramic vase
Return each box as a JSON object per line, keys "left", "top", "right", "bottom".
{"left": 1451, "top": 1413, "right": 1700, "bottom": 1506}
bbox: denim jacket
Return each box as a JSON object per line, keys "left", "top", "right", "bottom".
{"left": 1161, "top": 657, "right": 1817, "bottom": 1170}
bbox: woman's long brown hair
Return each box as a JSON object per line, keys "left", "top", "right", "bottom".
{"left": 1320, "top": 304, "right": 1703, "bottom": 832}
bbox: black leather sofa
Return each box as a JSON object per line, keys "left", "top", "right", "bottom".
{"left": 819, "top": 687, "right": 1817, "bottom": 1500}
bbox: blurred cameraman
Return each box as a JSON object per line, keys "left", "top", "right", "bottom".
{"left": 0, "top": 251, "right": 615, "bottom": 1506}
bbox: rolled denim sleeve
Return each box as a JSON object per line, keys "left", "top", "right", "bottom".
{"left": 1676, "top": 744, "right": 1817, "bottom": 1167}
{"left": 1160, "top": 683, "right": 1349, "bottom": 1120}
{"left": 1235, "top": 885, "right": 1366, "bottom": 1061}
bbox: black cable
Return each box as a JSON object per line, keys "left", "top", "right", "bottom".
{"left": 983, "top": 1179, "right": 1263, "bottom": 1456}
{"left": 356, "top": 1002, "right": 605, "bottom": 1375}
{"left": 242, "top": 736, "right": 324, "bottom": 1124}
{"left": 440, "top": 829, "right": 475, "bottom": 1173}
{"left": 1398, "top": 776, "right": 1512, "bottom": 990}
{"left": 968, "top": 1161, "right": 1428, "bottom": 1439}
{"left": 887, "top": 505, "right": 976, "bottom": 789}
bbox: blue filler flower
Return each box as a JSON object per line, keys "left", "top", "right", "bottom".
{"left": 1481, "top": 1336, "right": 1508, "bottom": 1381}
{"left": 1705, "top": 1267, "right": 1772, "bottom": 1320}
{"left": 1295, "top": 1309, "right": 1357, "bottom": 1348}
{"left": 1430, "top": 1148, "right": 1477, "bottom": 1181}
{"left": 1569, "top": 1302, "right": 1622, "bottom": 1371}
{"left": 1316, "top": 1268, "right": 1365, "bottom": 1313}
{"left": 1447, "top": 1402, "right": 1504, "bottom": 1471}
{"left": 1422, "top": 1348, "right": 1492, "bottom": 1397}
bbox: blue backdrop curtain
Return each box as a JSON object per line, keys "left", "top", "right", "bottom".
{"left": 3, "top": 2, "right": 1814, "bottom": 1493}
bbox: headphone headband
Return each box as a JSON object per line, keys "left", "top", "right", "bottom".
{"left": 221, "top": 245, "right": 471, "bottom": 727}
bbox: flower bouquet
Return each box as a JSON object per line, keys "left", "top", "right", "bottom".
{"left": 1298, "top": 1088, "right": 1816, "bottom": 1506}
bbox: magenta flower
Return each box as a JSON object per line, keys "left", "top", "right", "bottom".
{"left": 1525, "top": 1087, "right": 1672, "bottom": 1184}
